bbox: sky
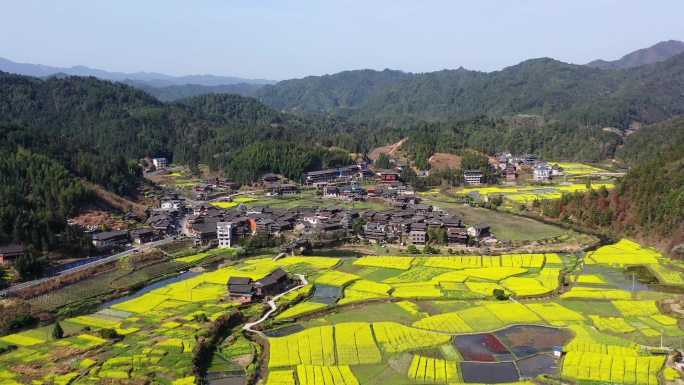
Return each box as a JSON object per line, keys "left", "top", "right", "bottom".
{"left": 1, "top": 0, "right": 683, "bottom": 80}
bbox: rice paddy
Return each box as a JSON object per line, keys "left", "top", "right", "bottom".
{"left": 1, "top": 239, "right": 682, "bottom": 385}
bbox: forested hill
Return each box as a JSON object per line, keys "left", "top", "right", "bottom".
{"left": 254, "top": 54, "right": 684, "bottom": 129}
{"left": 540, "top": 118, "right": 684, "bottom": 254}
{"left": 0, "top": 123, "right": 144, "bottom": 259}
{"left": 128, "top": 81, "right": 263, "bottom": 102}
{"left": 0, "top": 71, "right": 354, "bottom": 184}
{"left": 252, "top": 69, "right": 410, "bottom": 115}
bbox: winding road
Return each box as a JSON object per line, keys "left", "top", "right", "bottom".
{"left": 243, "top": 274, "right": 308, "bottom": 337}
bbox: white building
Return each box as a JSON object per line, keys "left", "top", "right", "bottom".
{"left": 533, "top": 164, "right": 552, "bottom": 181}
{"left": 153, "top": 157, "right": 167, "bottom": 169}
{"left": 217, "top": 222, "right": 234, "bottom": 248}
{"left": 463, "top": 170, "right": 483, "bottom": 185}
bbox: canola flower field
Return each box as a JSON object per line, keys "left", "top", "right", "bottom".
{"left": 550, "top": 162, "right": 607, "bottom": 176}
{"left": 457, "top": 183, "right": 615, "bottom": 203}
{"left": 0, "top": 239, "right": 683, "bottom": 385}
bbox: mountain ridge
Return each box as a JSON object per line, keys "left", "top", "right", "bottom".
{"left": 0, "top": 57, "right": 275, "bottom": 87}
{"left": 586, "top": 39, "right": 684, "bottom": 69}
{"left": 253, "top": 54, "right": 684, "bottom": 129}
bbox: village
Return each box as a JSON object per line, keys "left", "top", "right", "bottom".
{"left": 0, "top": 150, "right": 615, "bottom": 280}
{"left": 77, "top": 151, "right": 616, "bottom": 262}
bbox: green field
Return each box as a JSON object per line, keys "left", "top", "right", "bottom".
{"left": 0, "top": 240, "right": 682, "bottom": 385}
{"left": 455, "top": 182, "right": 615, "bottom": 204}
{"left": 423, "top": 197, "right": 567, "bottom": 241}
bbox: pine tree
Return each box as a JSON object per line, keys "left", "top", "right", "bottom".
{"left": 52, "top": 322, "right": 64, "bottom": 340}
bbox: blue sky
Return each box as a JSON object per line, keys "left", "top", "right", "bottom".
{"left": 1, "top": 0, "right": 682, "bottom": 80}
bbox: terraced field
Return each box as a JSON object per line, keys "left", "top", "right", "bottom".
{"left": 0, "top": 240, "right": 683, "bottom": 385}
{"left": 457, "top": 183, "right": 615, "bottom": 203}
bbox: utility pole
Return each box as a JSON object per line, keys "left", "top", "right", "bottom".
{"left": 632, "top": 274, "right": 636, "bottom": 293}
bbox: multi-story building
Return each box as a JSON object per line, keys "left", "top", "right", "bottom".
{"left": 533, "top": 164, "right": 552, "bottom": 181}
{"left": 152, "top": 157, "right": 167, "bottom": 169}
{"left": 217, "top": 222, "right": 234, "bottom": 248}
{"left": 447, "top": 227, "right": 468, "bottom": 246}
{"left": 505, "top": 164, "right": 518, "bottom": 180}
{"left": 409, "top": 230, "right": 427, "bottom": 245}
{"left": 463, "top": 170, "right": 483, "bottom": 185}
{"left": 378, "top": 170, "right": 400, "bottom": 183}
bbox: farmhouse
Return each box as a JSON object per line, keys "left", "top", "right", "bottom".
{"left": 463, "top": 170, "right": 483, "bottom": 185}
{"left": 447, "top": 227, "right": 469, "bottom": 246}
{"left": 467, "top": 224, "right": 491, "bottom": 239}
{"left": 378, "top": 170, "right": 400, "bottom": 183}
{"left": 147, "top": 212, "right": 175, "bottom": 233}
{"left": 228, "top": 277, "right": 256, "bottom": 303}
{"left": 194, "top": 183, "right": 212, "bottom": 194}
{"left": 161, "top": 196, "right": 185, "bottom": 211}
{"left": 305, "top": 169, "right": 340, "bottom": 186}
{"left": 0, "top": 244, "right": 25, "bottom": 264}
{"left": 505, "top": 164, "right": 518, "bottom": 180}
{"left": 227, "top": 269, "right": 294, "bottom": 303}
{"left": 130, "top": 228, "right": 156, "bottom": 244}
{"left": 339, "top": 184, "right": 365, "bottom": 196}
{"left": 262, "top": 173, "right": 280, "bottom": 184}
{"left": 92, "top": 230, "right": 129, "bottom": 250}
{"left": 521, "top": 154, "right": 539, "bottom": 165}
{"left": 441, "top": 215, "right": 462, "bottom": 228}
{"left": 359, "top": 167, "right": 375, "bottom": 179}
{"left": 218, "top": 178, "right": 238, "bottom": 190}
{"left": 390, "top": 158, "right": 407, "bottom": 171}
{"left": 257, "top": 268, "right": 293, "bottom": 296}
{"left": 323, "top": 185, "right": 340, "bottom": 197}
{"left": 191, "top": 222, "right": 218, "bottom": 246}
{"left": 264, "top": 183, "right": 299, "bottom": 196}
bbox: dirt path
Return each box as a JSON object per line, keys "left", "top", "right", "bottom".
{"left": 243, "top": 274, "right": 307, "bottom": 337}
{"left": 84, "top": 180, "right": 147, "bottom": 213}
{"left": 368, "top": 138, "right": 407, "bottom": 161}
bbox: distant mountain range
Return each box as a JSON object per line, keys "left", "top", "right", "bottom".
{"left": 586, "top": 40, "right": 684, "bottom": 69}
{"left": 2, "top": 39, "right": 682, "bottom": 107}
{"left": 0, "top": 57, "right": 275, "bottom": 87}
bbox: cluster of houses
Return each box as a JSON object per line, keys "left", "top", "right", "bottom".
{"left": 191, "top": 177, "right": 240, "bottom": 200}
{"left": 89, "top": 228, "right": 159, "bottom": 251}
{"left": 184, "top": 192, "right": 493, "bottom": 249}
{"left": 185, "top": 202, "right": 357, "bottom": 247}
{"left": 303, "top": 165, "right": 395, "bottom": 187}
{"left": 227, "top": 268, "right": 295, "bottom": 303}
{"left": 360, "top": 204, "right": 491, "bottom": 247}
{"left": 496, "top": 153, "right": 564, "bottom": 182}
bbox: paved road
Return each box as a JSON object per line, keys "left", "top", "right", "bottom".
{"left": 0, "top": 236, "right": 178, "bottom": 297}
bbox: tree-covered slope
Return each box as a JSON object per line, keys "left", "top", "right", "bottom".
{"left": 129, "top": 82, "right": 263, "bottom": 102}
{"left": 0, "top": 72, "right": 174, "bottom": 160}
{"left": 253, "top": 69, "right": 409, "bottom": 114}
{"left": 540, "top": 118, "right": 684, "bottom": 253}
{"left": 0, "top": 72, "right": 353, "bottom": 184}
{"left": 0, "top": 123, "right": 142, "bottom": 256}
{"left": 252, "top": 55, "right": 684, "bottom": 129}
